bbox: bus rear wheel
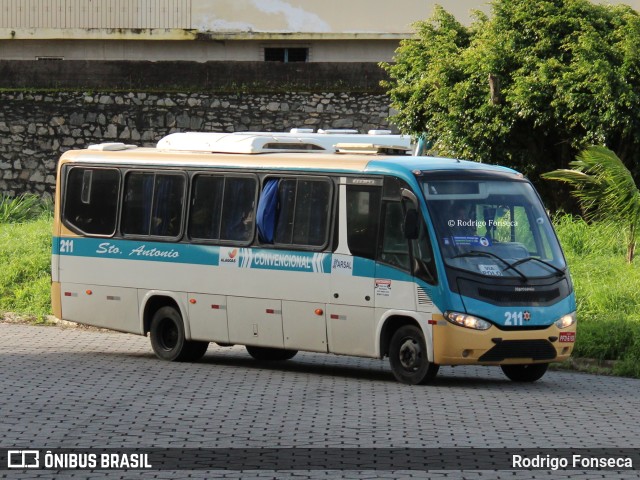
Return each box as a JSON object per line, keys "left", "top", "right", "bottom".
{"left": 245, "top": 346, "right": 297, "bottom": 361}
{"left": 149, "top": 306, "right": 209, "bottom": 362}
{"left": 388, "top": 325, "right": 439, "bottom": 385}
{"left": 501, "top": 363, "right": 549, "bottom": 382}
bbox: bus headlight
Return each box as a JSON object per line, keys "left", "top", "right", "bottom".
{"left": 444, "top": 311, "right": 492, "bottom": 330}
{"left": 555, "top": 312, "right": 576, "bottom": 329}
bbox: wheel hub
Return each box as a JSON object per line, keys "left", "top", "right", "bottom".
{"left": 159, "top": 319, "right": 178, "bottom": 350}
{"left": 399, "top": 338, "right": 422, "bottom": 370}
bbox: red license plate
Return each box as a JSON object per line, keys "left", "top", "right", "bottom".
{"left": 559, "top": 332, "right": 576, "bottom": 343}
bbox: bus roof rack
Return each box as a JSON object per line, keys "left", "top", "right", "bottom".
{"left": 289, "top": 128, "right": 314, "bottom": 134}
{"left": 87, "top": 143, "right": 137, "bottom": 151}
{"left": 317, "top": 129, "right": 359, "bottom": 134}
{"left": 156, "top": 131, "right": 413, "bottom": 155}
{"left": 334, "top": 143, "right": 412, "bottom": 155}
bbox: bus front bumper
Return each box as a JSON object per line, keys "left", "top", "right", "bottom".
{"left": 432, "top": 317, "right": 576, "bottom": 366}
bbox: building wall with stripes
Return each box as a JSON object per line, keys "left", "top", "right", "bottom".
{"left": 0, "top": 0, "right": 191, "bottom": 30}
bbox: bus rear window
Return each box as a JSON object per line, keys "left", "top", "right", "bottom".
{"left": 63, "top": 167, "right": 120, "bottom": 235}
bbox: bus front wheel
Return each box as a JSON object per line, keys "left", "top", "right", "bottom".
{"left": 245, "top": 346, "right": 297, "bottom": 361}
{"left": 501, "top": 363, "right": 549, "bottom": 382}
{"left": 149, "top": 306, "right": 209, "bottom": 362}
{"left": 388, "top": 325, "right": 439, "bottom": 385}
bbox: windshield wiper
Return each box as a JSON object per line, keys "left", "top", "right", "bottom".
{"left": 505, "top": 257, "right": 565, "bottom": 277}
{"left": 452, "top": 250, "right": 527, "bottom": 280}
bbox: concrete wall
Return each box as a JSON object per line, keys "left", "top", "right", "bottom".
{"left": 0, "top": 90, "right": 396, "bottom": 196}
{"left": 0, "top": 0, "right": 486, "bottom": 62}
{"left": 0, "top": 0, "right": 426, "bottom": 34}
{"left": 0, "top": 39, "right": 400, "bottom": 62}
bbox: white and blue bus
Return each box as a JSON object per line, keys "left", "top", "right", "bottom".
{"left": 51, "top": 131, "right": 576, "bottom": 384}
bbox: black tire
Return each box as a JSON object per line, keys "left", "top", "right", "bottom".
{"left": 501, "top": 363, "right": 549, "bottom": 382}
{"left": 182, "top": 340, "right": 209, "bottom": 362}
{"left": 149, "top": 306, "right": 209, "bottom": 362}
{"left": 388, "top": 325, "right": 439, "bottom": 385}
{"left": 245, "top": 345, "right": 298, "bottom": 361}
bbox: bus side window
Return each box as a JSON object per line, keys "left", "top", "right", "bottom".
{"left": 346, "top": 185, "right": 381, "bottom": 260}
{"left": 150, "top": 174, "right": 185, "bottom": 237}
{"left": 220, "top": 177, "right": 257, "bottom": 242}
{"left": 257, "top": 177, "right": 332, "bottom": 249}
{"left": 121, "top": 171, "right": 185, "bottom": 238}
{"left": 63, "top": 167, "right": 120, "bottom": 236}
{"left": 189, "top": 175, "right": 257, "bottom": 243}
{"left": 189, "top": 175, "right": 224, "bottom": 240}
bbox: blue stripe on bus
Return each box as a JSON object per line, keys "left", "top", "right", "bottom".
{"left": 53, "top": 237, "right": 332, "bottom": 273}
{"left": 54, "top": 237, "right": 219, "bottom": 265}
{"left": 53, "top": 236, "right": 576, "bottom": 327}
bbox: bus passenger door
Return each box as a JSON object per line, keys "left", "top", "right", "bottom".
{"left": 327, "top": 179, "right": 381, "bottom": 357}
{"left": 374, "top": 195, "right": 417, "bottom": 313}
{"left": 374, "top": 177, "right": 438, "bottom": 319}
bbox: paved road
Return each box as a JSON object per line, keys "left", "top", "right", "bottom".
{"left": 1, "top": 322, "right": 639, "bottom": 479}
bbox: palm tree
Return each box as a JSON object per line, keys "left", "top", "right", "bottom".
{"left": 542, "top": 146, "right": 640, "bottom": 263}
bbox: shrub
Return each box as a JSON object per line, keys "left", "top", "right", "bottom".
{"left": 0, "top": 193, "right": 51, "bottom": 224}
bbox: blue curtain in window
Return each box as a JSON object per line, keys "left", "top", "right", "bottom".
{"left": 257, "top": 179, "right": 279, "bottom": 243}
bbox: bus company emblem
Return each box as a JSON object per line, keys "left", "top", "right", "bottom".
{"left": 220, "top": 247, "right": 240, "bottom": 266}
{"left": 514, "top": 286, "right": 535, "bottom": 292}
{"left": 523, "top": 311, "right": 531, "bottom": 321}
{"left": 331, "top": 254, "right": 353, "bottom": 275}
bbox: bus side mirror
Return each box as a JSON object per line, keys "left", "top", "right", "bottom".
{"left": 403, "top": 208, "right": 419, "bottom": 240}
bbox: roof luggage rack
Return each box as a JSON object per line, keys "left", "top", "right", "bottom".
{"left": 334, "top": 143, "right": 412, "bottom": 155}
{"left": 156, "top": 129, "right": 413, "bottom": 155}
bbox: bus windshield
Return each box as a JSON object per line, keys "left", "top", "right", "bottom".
{"left": 421, "top": 175, "right": 566, "bottom": 279}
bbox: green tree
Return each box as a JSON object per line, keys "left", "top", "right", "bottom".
{"left": 542, "top": 146, "right": 640, "bottom": 262}
{"left": 382, "top": 0, "right": 640, "bottom": 210}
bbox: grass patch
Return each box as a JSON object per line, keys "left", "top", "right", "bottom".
{"left": 0, "top": 213, "right": 53, "bottom": 320}
{"left": 0, "top": 194, "right": 52, "bottom": 321}
{"left": 555, "top": 214, "right": 640, "bottom": 378}
{"left": 0, "top": 193, "right": 50, "bottom": 223}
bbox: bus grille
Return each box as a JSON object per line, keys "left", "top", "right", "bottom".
{"left": 478, "top": 340, "right": 557, "bottom": 362}
{"left": 477, "top": 288, "right": 561, "bottom": 304}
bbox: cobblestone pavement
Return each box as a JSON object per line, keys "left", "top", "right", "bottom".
{"left": 1, "top": 323, "right": 639, "bottom": 479}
